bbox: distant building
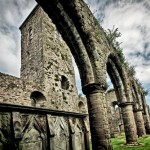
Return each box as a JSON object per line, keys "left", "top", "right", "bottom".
{"left": 106, "top": 89, "right": 124, "bottom": 137}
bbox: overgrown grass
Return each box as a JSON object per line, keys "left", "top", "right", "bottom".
{"left": 90, "top": 133, "right": 150, "bottom": 150}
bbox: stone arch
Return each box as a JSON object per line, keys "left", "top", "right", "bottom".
{"left": 132, "top": 85, "right": 140, "bottom": 109}
{"left": 36, "top": 1, "right": 94, "bottom": 87}
{"left": 106, "top": 53, "right": 138, "bottom": 143}
{"left": 140, "top": 90, "right": 150, "bottom": 134}
{"left": 126, "top": 73, "right": 147, "bottom": 137}
{"left": 131, "top": 87, "right": 139, "bottom": 110}
{"left": 107, "top": 53, "right": 133, "bottom": 102}
{"left": 59, "top": 0, "right": 108, "bottom": 83}
{"left": 34, "top": 0, "right": 138, "bottom": 148}
{"left": 106, "top": 56, "right": 138, "bottom": 115}
{"left": 131, "top": 80, "right": 143, "bottom": 109}
{"left": 30, "top": 91, "right": 46, "bottom": 107}
{"left": 106, "top": 55, "right": 127, "bottom": 104}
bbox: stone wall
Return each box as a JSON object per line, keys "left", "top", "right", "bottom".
{"left": 41, "top": 7, "right": 79, "bottom": 111}
{"left": 0, "top": 5, "right": 86, "bottom": 113}
{"left": 20, "top": 6, "right": 44, "bottom": 85}
{"left": 106, "top": 89, "right": 124, "bottom": 137}
{"left": 34, "top": 0, "right": 150, "bottom": 148}
{"left": 0, "top": 104, "right": 89, "bottom": 150}
{"left": 0, "top": 73, "right": 28, "bottom": 106}
{"left": 0, "top": 72, "right": 47, "bottom": 106}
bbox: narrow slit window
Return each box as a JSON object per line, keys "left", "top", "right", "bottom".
{"left": 56, "top": 30, "right": 60, "bottom": 43}
{"left": 29, "top": 27, "right": 33, "bottom": 43}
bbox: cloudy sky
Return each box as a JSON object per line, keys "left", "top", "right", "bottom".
{"left": 0, "top": 0, "right": 150, "bottom": 105}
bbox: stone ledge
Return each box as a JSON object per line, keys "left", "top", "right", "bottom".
{"left": 133, "top": 108, "right": 143, "bottom": 112}
{"left": 118, "top": 102, "right": 134, "bottom": 107}
{"left": 82, "top": 83, "right": 105, "bottom": 95}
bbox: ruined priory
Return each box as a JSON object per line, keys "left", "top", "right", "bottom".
{"left": 0, "top": 2, "right": 150, "bottom": 150}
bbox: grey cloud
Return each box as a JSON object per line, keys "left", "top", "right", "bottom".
{"left": 0, "top": 0, "right": 37, "bottom": 26}
{"left": 0, "top": 0, "right": 150, "bottom": 103}
{"left": 86, "top": 0, "right": 150, "bottom": 104}
{"left": 0, "top": 0, "right": 36, "bottom": 77}
{"left": 84, "top": 0, "right": 114, "bottom": 22}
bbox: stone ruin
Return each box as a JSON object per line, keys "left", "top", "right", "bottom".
{"left": 0, "top": 1, "right": 150, "bottom": 150}
{"left": 106, "top": 89, "right": 150, "bottom": 138}
{"left": 0, "top": 5, "right": 89, "bottom": 150}
{"left": 0, "top": 5, "right": 85, "bottom": 112}
{"left": 106, "top": 89, "right": 124, "bottom": 137}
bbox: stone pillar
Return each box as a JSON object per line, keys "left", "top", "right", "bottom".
{"left": 143, "top": 108, "right": 150, "bottom": 134}
{"left": 83, "top": 83, "right": 113, "bottom": 150}
{"left": 134, "top": 109, "right": 146, "bottom": 137}
{"left": 119, "top": 102, "right": 138, "bottom": 144}
{"left": 142, "top": 95, "right": 150, "bottom": 134}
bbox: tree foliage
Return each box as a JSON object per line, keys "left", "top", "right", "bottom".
{"left": 105, "top": 26, "right": 126, "bottom": 65}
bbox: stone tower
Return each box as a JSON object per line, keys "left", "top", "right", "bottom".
{"left": 19, "top": 5, "right": 80, "bottom": 112}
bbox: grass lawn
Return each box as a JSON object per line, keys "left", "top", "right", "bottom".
{"left": 90, "top": 133, "right": 150, "bottom": 150}
{"left": 112, "top": 133, "right": 150, "bottom": 150}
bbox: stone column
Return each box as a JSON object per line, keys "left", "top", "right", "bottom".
{"left": 141, "top": 95, "right": 150, "bottom": 134}
{"left": 119, "top": 102, "right": 138, "bottom": 144}
{"left": 143, "top": 108, "right": 150, "bottom": 134}
{"left": 83, "top": 83, "right": 113, "bottom": 150}
{"left": 134, "top": 109, "right": 146, "bottom": 137}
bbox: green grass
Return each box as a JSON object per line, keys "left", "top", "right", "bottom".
{"left": 90, "top": 133, "right": 150, "bottom": 150}
{"left": 112, "top": 133, "right": 150, "bottom": 150}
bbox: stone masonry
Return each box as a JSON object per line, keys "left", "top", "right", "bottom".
{"left": 0, "top": 5, "right": 86, "bottom": 113}
{"left": 106, "top": 89, "right": 149, "bottom": 139}
{"left": 106, "top": 89, "right": 124, "bottom": 137}
{"left": 1, "top": 1, "right": 150, "bottom": 149}
{"left": 0, "top": 5, "right": 89, "bottom": 150}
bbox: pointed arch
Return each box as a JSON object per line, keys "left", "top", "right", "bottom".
{"left": 34, "top": 0, "right": 139, "bottom": 148}
{"left": 107, "top": 53, "right": 133, "bottom": 103}
{"left": 35, "top": 1, "right": 94, "bottom": 87}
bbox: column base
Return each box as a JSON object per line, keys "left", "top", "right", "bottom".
{"left": 125, "top": 142, "right": 144, "bottom": 147}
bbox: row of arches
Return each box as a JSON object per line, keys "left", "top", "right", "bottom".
{"left": 34, "top": 0, "right": 149, "bottom": 149}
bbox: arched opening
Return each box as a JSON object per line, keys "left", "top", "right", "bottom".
{"left": 131, "top": 81, "right": 143, "bottom": 110}
{"left": 30, "top": 91, "right": 46, "bottom": 107}
{"left": 78, "top": 101, "right": 86, "bottom": 113}
{"left": 28, "top": 27, "right": 33, "bottom": 44}
{"left": 106, "top": 53, "right": 139, "bottom": 142}
{"left": 107, "top": 58, "right": 126, "bottom": 105}
{"left": 72, "top": 57, "right": 83, "bottom": 95}
{"left": 61, "top": 75, "right": 69, "bottom": 90}
{"left": 106, "top": 88, "right": 123, "bottom": 137}
{"left": 112, "top": 101, "right": 118, "bottom": 111}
